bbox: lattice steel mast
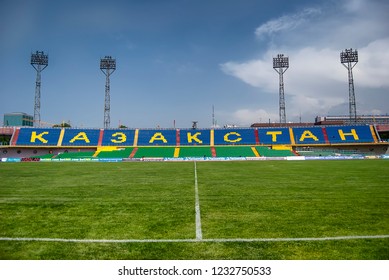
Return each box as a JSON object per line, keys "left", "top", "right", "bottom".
{"left": 273, "top": 54, "right": 289, "bottom": 124}
{"left": 340, "top": 48, "right": 358, "bottom": 123}
{"left": 100, "top": 56, "right": 116, "bottom": 129}
{"left": 31, "top": 51, "right": 48, "bottom": 127}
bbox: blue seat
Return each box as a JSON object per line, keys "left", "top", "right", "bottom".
{"left": 214, "top": 129, "right": 256, "bottom": 145}
{"left": 16, "top": 128, "right": 62, "bottom": 146}
{"left": 137, "top": 130, "right": 177, "bottom": 146}
{"left": 326, "top": 125, "right": 374, "bottom": 143}
{"left": 61, "top": 129, "right": 100, "bottom": 146}
{"left": 180, "top": 129, "right": 211, "bottom": 145}
{"left": 292, "top": 127, "right": 326, "bottom": 144}
{"left": 102, "top": 129, "right": 135, "bottom": 146}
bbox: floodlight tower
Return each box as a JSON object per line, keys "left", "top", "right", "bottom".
{"left": 340, "top": 48, "right": 358, "bottom": 123}
{"left": 273, "top": 54, "right": 289, "bottom": 124}
{"left": 31, "top": 51, "right": 48, "bottom": 127}
{"left": 100, "top": 56, "right": 116, "bottom": 129}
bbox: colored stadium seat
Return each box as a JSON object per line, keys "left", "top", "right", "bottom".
{"left": 214, "top": 146, "right": 257, "bottom": 157}
{"left": 132, "top": 147, "right": 175, "bottom": 158}
{"left": 97, "top": 148, "right": 133, "bottom": 158}
{"left": 180, "top": 129, "right": 211, "bottom": 145}
{"left": 257, "top": 128, "right": 291, "bottom": 145}
{"left": 56, "top": 151, "right": 95, "bottom": 159}
{"left": 137, "top": 130, "right": 177, "bottom": 146}
{"left": 61, "top": 129, "right": 100, "bottom": 146}
{"left": 325, "top": 125, "right": 375, "bottom": 143}
{"left": 255, "top": 146, "right": 294, "bottom": 157}
{"left": 292, "top": 127, "right": 327, "bottom": 144}
{"left": 16, "top": 128, "right": 62, "bottom": 146}
{"left": 101, "top": 130, "right": 135, "bottom": 146}
{"left": 178, "top": 147, "right": 213, "bottom": 157}
{"left": 213, "top": 129, "right": 257, "bottom": 145}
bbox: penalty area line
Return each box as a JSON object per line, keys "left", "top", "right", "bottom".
{"left": 1, "top": 235, "right": 389, "bottom": 244}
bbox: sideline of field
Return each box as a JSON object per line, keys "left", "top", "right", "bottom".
{"left": 1, "top": 235, "right": 389, "bottom": 243}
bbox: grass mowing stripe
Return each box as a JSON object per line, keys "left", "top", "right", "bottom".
{"left": 194, "top": 161, "right": 203, "bottom": 240}
{"left": 1, "top": 235, "right": 389, "bottom": 243}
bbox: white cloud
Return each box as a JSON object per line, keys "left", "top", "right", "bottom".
{"left": 357, "top": 38, "right": 389, "bottom": 88}
{"left": 221, "top": 0, "right": 389, "bottom": 123}
{"left": 220, "top": 56, "right": 274, "bottom": 90}
{"left": 229, "top": 108, "right": 278, "bottom": 126}
{"left": 255, "top": 8, "right": 321, "bottom": 40}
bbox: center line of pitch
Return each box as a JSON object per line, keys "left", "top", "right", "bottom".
{"left": 194, "top": 161, "right": 202, "bottom": 240}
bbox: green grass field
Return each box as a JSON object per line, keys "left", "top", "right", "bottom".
{"left": 0, "top": 160, "right": 388, "bottom": 259}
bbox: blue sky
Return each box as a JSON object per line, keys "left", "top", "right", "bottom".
{"left": 1, "top": 0, "right": 388, "bottom": 128}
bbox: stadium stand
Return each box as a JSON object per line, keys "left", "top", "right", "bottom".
{"left": 257, "top": 128, "right": 291, "bottom": 145}
{"left": 213, "top": 129, "right": 257, "bottom": 145}
{"left": 325, "top": 125, "right": 376, "bottom": 143}
{"left": 137, "top": 130, "right": 177, "bottom": 146}
{"left": 30, "top": 153, "right": 55, "bottom": 159}
{"left": 5, "top": 125, "right": 387, "bottom": 160}
{"left": 101, "top": 130, "right": 135, "bottom": 146}
{"left": 255, "top": 146, "right": 294, "bottom": 157}
{"left": 179, "top": 129, "right": 211, "bottom": 145}
{"left": 61, "top": 129, "right": 100, "bottom": 146}
{"left": 97, "top": 148, "right": 133, "bottom": 158}
{"left": 296, "top": 149, "right": 359, "bottom": 157}
{"left": 11, "top": 125, "right": 378, "bottom": 147}
{"left": 214, "top": 146, "right": 257, "bottom": 157}
{"left": 15, "top": 128, "right": 62, "bottom": 146}
{"left": 132, "top": 147, "right": 175, "bottom": 158}
{"left": 178, "top": 147, "right": 213, "bottom": 157}
{"left": 292, "top": 127, "right": 327, "bottom": 144}
{"left": 55, "top": 151, "right": 95, "bottom": 159}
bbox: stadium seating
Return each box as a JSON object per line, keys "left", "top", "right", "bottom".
{"left": 292, "top": 127, "right": 327, "bottom": 144}
{"left": 11, "top": 125, "right": 381, "bottom": 161}
{"left": 257, "top": 128, "right": 291, "bottom": 144}
{"left": 12, "top": 125, "right": 378, "bottom": 147}
{"left": 179, "top": 129, "right": 211, "bottom": 145}
{"left": 15, "top": 128, "right": 62, "bottom": 146}
{"left": 325, "top": 125, "right": 375, "bottom": 143}
{"left": 30, "top": 153, "right": 56, "bottom": 159}
{"left": 213, "top": 129, "right": 257, "bottom": 145}
{"left": 101, "top": 130, "right": 135, "bottom": 146}
{"left": 214, "top": 146, "right": 257, "bottom": 157}
{"left": 255, "top": 146, "right": 294, "bottom": 157}
{"left": 137, "top": 130, "right": 177, "bottom": 146}
{"left": 55, "top": 151, "right": 95, "bottom": 159}
{"left": 61, "top": 129, "right": 100, "bottom": 146}
{"left": 97, "top": 148, "right": 133, "bottom": 158}
{"left": 177, "top": 147, "right": 213, "bottom": 157}
{"left": 132, "top": 147, "right": 176, "bottom": 158}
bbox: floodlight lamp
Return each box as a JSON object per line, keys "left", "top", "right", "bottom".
{"left": 340, "top": 48, "right": 358, "bottom": 64}
{"left": 100, "top": 56, "right": 116, "bottom": 70}
{"left": 273, "top": 54, "right": 289, "bottom": 69}
{"left": 31, "top": 51, "right": 48, "bottom": 66}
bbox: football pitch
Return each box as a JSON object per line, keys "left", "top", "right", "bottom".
{"left": 0, "top": 160, "right": 388, "bottom": 259}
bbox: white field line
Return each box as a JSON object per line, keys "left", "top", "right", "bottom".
{"left": 1, "top": 235, "right": 389, "bottom": 243}
{"left": 194, "top": 161, "right": 203, "bottom": 240}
